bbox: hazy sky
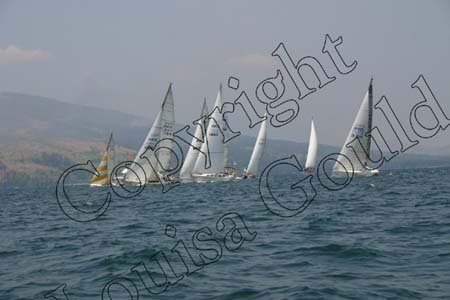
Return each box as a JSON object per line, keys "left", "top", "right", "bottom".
{"left": 1, "top": 0, "right": 449, "bottom": 152}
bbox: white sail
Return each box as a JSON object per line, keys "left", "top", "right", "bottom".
{"left": 179, "top": 99, "right": 209, "bottom": 179}
{"left": 193, "top": 85, "right": 226, "bottom": 175}
{"left": 223, "top": 109, "right": 230, "bottom": 168}
{"left": 125, "top": 112, "right": 161, "bottom": 183}
{"left": 245, "top": 113, "right": 267, "bottom": 177}
{"left": 333, "top": 79, "right": 373, "bottom": 173}
{"left": 156, "top": 84, "right": 175, "bottom": 174}
{"left": 304, "top": 119, "right": 318, "bottom": 171}
{"left": 125, "top": 84, "right": 174, "bottom": 183}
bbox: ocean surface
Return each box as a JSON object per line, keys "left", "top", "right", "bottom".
{"left": 1, "top": 167, "right": 450, "bottom": 299}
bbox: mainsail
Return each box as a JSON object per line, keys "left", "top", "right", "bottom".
{"left": 90, "top": 133, "right": 114, "bottom": 186}
{"left": 245, "top": 113, "right": 267, "bottom": 177}
{"left": 179, "top": 99, "right": 209, "bottom": 179}
{"left": 333, "top": 79, "right": 373, "bottom": 173}
{"left": 192, "top": 85, "right": 226, "bottom": 175}
{"left": 125, "top": 84, "right": 175, "bottom": 183}
{"left": 304, "top": 119, "right": 318, "bottom": 171}
{"left": 155, "top": 85, "right": 175, "bottom": 174}
{"left": 223, "top": 107, "right": 230, "bottom": 169}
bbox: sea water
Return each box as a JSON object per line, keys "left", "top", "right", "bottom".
{"left": 1, "top": 167, "right": 449, "bottom": 299}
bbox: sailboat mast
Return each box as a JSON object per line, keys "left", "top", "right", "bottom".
{"left": 106, "top": 132, "right": 115, "bottom": 178}
{"left": 220, "top": 84, "right": 230, "bottom": 168}
{"left": 366, "top": 78, "right": 373, "bottom": 161}
{"left": 106, "top": 132, "right": 113, "bottom": 151}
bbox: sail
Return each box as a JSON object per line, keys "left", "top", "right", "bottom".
{"left": 246, "top": 113, "right": 267, "bottom": 176}
{"left": 107, "top": 133, "right": 116, "bottom": 178}
{"left": 333, "top": 79, "right": 373, "bottom": 173}
{"left": 223, "top": 109, "right": 230, "bottom": 168}
{"left": 304, "top": 119, "right": 318, "bottom": 171}
{"left": 193, "top": 85, "right": 226, "bottom": 175}
{"left": 90, "top": 133, "right": 114, "bottom": 186}
{"left": 179, "top": 99, "right": 209, "bottom": 179}
{"left": 125, "top": 112, "right": 161, "bottom": 183}
{"left": 125, "top": 84, "right": 175, "bottom": 183}
{"left": 90, "top": 151, "right": 109, "bottom": 186}
{"left": 156, "top": 84, "right": 175, "bottom": 174}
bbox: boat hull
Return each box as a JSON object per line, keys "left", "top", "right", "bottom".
{"left": 333, "top": 169, "right": 380, "bottom": 177}
{"left": 191, "top": 173, "right": 236, "bottom": 183}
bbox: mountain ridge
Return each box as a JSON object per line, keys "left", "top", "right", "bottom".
{"left": 0, "top": 92, "right": 449, "bottom": 187}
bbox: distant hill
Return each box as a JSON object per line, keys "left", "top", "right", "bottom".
{"left": 0, "top": 92, "right": 449, "bottom": 187}
{"left": 0, "top": 92, "right": 149, "bottom": 186}
{"left": 0, "top": 92, "right": 149, "bottom": 146}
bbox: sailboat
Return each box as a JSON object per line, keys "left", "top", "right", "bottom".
{"left": 90, "top": 133, "right": 115, "bottom": 186}
{"left": 333, "top": 78, "right": 379, "bottom": 176}
{"left": 304, "top": 119, "right": 318, "bottom": 172}
{"left": 242, "top": 113, "right": 267, "bottom": 179}
{"left": 191, "top": 84, "right": 236, "bottom": 182}
{"left": 178, "top": 99, "right": 209, "bottom": 181}
{"left": 124, "top": 83, "right": 175, "bottom": 184}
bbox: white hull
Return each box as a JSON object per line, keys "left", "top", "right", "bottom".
{"left": 89, "top": 183, "right": 107, "bottom": 187}
{"left": 192, "top": 173, "right": 236, "bottom": 183}
{"left": 366, "top": 169, "right": 379, "bottom": 176}
{"left": 89, "top": 180, "right": 120, "bottom": 187}
{"left": 116, "top": 179, "right": 175, "bottom": 187}
{"left": 178, "top": 177, "right": 195, "bottom": 183}
{"left": 333, "top": 169, "right": 379, "bottom": 176}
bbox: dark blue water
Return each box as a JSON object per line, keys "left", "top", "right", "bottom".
{"left": 1, "top": 167, "right": 450, "bottom": 299}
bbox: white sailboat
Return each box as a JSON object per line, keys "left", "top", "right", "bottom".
{"left": 124, "top": 84, "right": 175, "bottom": 184}
{"left": 179, "top": 99, "right": 209, "bottom": 181}
{"left": 304, "top": 119, "right": 318, "bottom": 172}
{"left": 192, "top": 85, "right": 236, "bottom": 182}
{"left": 90, "top": 133, "right": 115, "bottom": 186}
{"left": 333, "top": 79, "right": 379, "bottom": 176}
{"left": 242, "top": 113, "right": 267, "bottom": 178}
